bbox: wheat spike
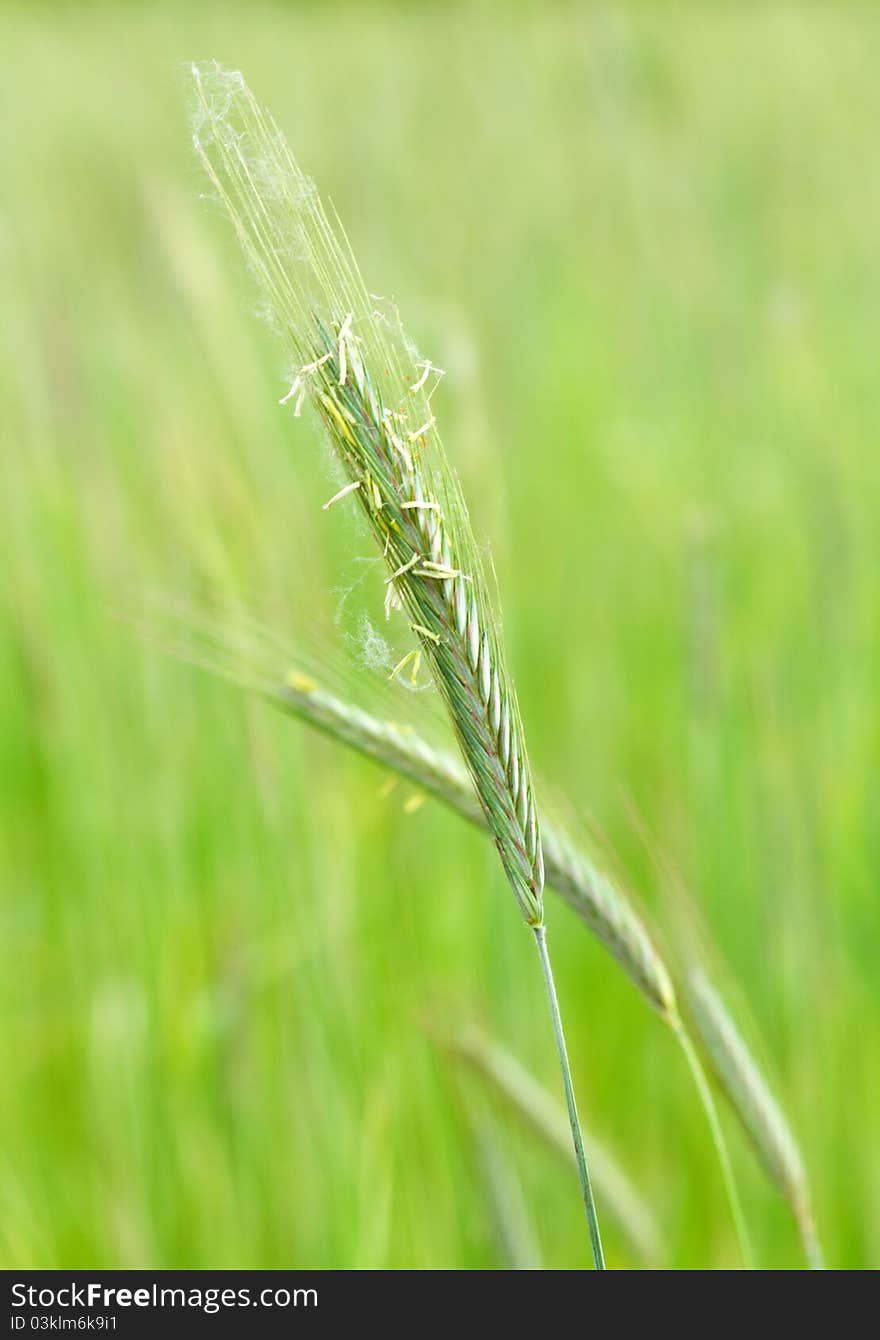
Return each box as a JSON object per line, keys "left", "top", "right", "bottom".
{"left": 686, "top": 970, "right": 823, "bottom": 1268}
{"left": 192, "top": 62, "right": 542, "bottom": 925}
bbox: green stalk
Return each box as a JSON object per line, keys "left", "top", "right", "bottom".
{"left": 676, "top": 1023, "right": 754, "bottom": 1269}
{"left": 533, "top": 924, "right": 605, "bottom": 1270}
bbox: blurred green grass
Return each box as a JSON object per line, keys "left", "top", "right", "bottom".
{"left": 1, "top": 0, "right": 879, "bottom": 1268}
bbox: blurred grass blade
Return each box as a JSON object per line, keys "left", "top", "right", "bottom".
{"left": 444, "top": 1026, "right": 662, "bottom": 1266}
{"left": 466, "top": 1103, "right": 543, "bottom": 1270}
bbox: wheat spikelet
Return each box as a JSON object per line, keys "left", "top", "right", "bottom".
{"left": 192, "top": 62, "right": 542, "bottom": 926}
{"left": 686, "top": 970, "right": 823, "bottom": 1267}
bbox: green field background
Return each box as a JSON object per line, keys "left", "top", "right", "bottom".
{"left": 2, "top": 0, "right": 878, "bottom": 1268}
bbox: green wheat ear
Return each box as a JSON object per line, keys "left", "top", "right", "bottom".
{"left": 192, "top": 61, "right": 542, "bottom": 926}
{"left": 191, "top": 61, "right": 604, "bottom": 1266}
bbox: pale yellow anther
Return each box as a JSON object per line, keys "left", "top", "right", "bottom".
{"left": 408, "top": 416, "right": 436, "bottom": 442}
{"left": 389, "top": 648, "right": 420, "bottom": 683}
{"left": 300, "top": 351, "right": 332, "bottom": 375}
{"left": 285, "top": 670, "right": 317, "bottom": 694}
{"left": 337, "top": 312, "right": 353, "bottom": 386}
{"left": 322, "top": 479, "right": 361, "bottom": 511}
{"left": 383, "top": 582, "right": 402, "bottom": 620}
{"left": 411, "top": 623, "right": 441, "bottom": 645}
{"left": 279, "top": 376, "right": 302, "bottom": 406}
{"left": 419, "top": 560, "right": 470, "bottom": 580}
{"left": 410, "top": 649, "right": 422, "bottom": 686}
{"left": 387, "top": 553, "right": 420, "bottom": 582}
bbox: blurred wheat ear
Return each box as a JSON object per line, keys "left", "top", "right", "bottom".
{"left": 439, "top": 1024, "right": 663, "bottom": 1266}
{"left": 190, "top": 61, "right": 607, "bottom": 1266}
{"left": 686, "top": 971, "right": 824, "bottom": 1268}
{"left": 169, "top": 608, "right": 675, "bottom": 1020}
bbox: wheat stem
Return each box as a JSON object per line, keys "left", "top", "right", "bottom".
{"left": 534, "top": 925, "right": 605, "bottom": 1270}
{"left": 676, "top": 1022, "right": 754, "bottom": 1269}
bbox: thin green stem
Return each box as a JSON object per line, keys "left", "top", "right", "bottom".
{"left": 676, "top": 1022, "right": 754, "bottom": 1269}
{"left": 532, "top": 924, "right": 605, "bottom": 1270}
